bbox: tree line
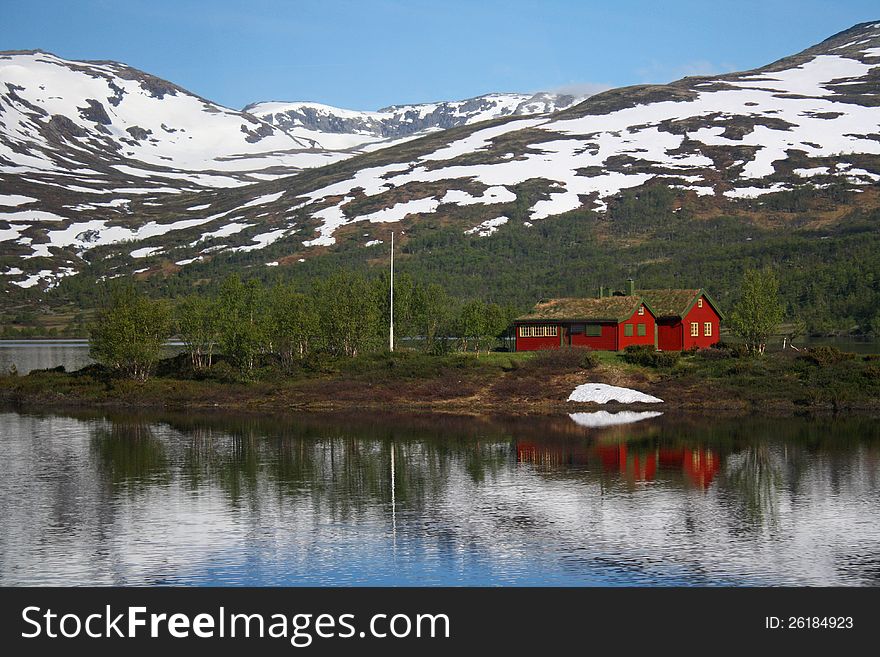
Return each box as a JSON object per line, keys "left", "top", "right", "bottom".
{"left": 89, "top": 272, "right": 515, "bottom": 380}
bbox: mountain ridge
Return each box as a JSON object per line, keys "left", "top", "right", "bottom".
{"left": 1, "top": 22, "right": 880, "bottom": 311}
{"left": 244, "top": 92, "right": 585, "bottom": 152}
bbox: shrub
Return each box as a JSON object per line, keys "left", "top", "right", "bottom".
{"left": 864, "top": 364, "right": 880, "bottom": 382}
{"left": 798, "top": 346, "right": 857, "bottom": 367}
{"left": 529, "top": 346, "right": 599, "bottom": 371}
{"left": 622, "top": 344, "right": 680, "bottom": 368}
{"left": 712, "top": 341, "right": 749, "bottom": 358}
{"left": 695, "top": 347, "right": 728, "bottom": 360}
{"left": 89, "top": 286, "right": 172, "bottom": 381}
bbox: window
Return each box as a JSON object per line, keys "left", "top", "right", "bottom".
{"left": 585, "top": 324, "right": 602, "bottom": 337}
{"left": 637, "top": 323, "right": 646, "bottom": 337}
{"left": 690, "top": 322, "right": 699, "bottom": 337}
{"left": 624, "top": 324, "right": 634, "bottom": 337}
{"left": 519, "top": 325, "right": 558, "bottom": 338}
{"left": 638, "top": 306, "right": 645, "bottom": 316}
{"left": 698, "top": 298, "right": 703, "bottom": 308}
{"left": 704, "top": 322, "right": 712, "bottom": 337}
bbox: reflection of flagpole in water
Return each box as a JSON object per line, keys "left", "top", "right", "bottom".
{"left": 390, "top": 441, "right": 397, "bottom": 549}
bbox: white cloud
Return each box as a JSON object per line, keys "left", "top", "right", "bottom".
{"left": 548, "top": 82, "right": 612, "bottom": 97}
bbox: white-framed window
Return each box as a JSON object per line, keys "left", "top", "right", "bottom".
{"left": 704, "top": 322, "right": 712, "bottom": 337}
{"left": 519, "top": 325, "right": 558, "bottom": 338}
{"left": 638, "top": 306, "right": 645, "bottom": 316}
{"left": 697, "top": 298, "right": 703, "bottom": 308}
{"left": 690, "top": 322, "right": 699, "bottom": 337}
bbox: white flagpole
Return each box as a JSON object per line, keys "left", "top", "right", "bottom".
{"left": 389, "top": 232, "right": 394, "bottom": 352}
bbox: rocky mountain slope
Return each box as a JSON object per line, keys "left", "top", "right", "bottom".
{"left": 246, "top": 92, "right": 584, "bottom": 151}
{"left": 2, "top": 22, "right": 880, "bottom": 296}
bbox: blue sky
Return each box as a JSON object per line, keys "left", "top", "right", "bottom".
{"left": 3, "top": 1, "right": 878, "bottom": 110}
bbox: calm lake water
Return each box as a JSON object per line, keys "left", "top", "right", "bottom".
{"left": 1, "top": 408, "right": 879, "bottom": 586}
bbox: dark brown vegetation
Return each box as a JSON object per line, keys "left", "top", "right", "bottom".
{"left": 2, "top": 344, "right": 878, "bottom": 417}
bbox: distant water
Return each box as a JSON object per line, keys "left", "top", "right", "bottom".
{"left": 0, "top": 409, "right": 878, "bottom": 586}
{"left": 0, "top": 340, "right": 184, "bottom": 375}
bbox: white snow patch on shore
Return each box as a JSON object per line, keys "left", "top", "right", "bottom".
{"left": 569, "top": 411, "right": 664, "bottom": 427}
{"left": 568, "top": 383, "right": 663, "bottom": 404}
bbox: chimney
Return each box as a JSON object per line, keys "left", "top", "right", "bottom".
{"left": 627, "top": 278, "right": 635, "bottom": 296}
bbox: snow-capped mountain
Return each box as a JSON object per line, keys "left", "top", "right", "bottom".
{"left": 0, "top": 51, "right": 583, "bottom": 291}
{"left": 245, "top": 92, "right": 585, "bottom": 151}
{"left": 196, "top": 21, "right": 880, "bottom": 251}
{"left": 2, "top": 22, "right": 880, "bottom": 294}
{"left": 0, "top": 51, "right": 349, "bottom": 187}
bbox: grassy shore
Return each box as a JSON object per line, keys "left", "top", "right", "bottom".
{"left": 2, "top": 345, "right": 879, "bottom": 416}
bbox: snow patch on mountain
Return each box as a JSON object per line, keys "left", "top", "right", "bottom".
{"left": 286, "top": 50, "right": 880, "bottom": 246}
{"left": 465, "top": 216, "right": 508, "bottom": 237}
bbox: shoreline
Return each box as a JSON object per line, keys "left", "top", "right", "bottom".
{"left": 3, "top": 350, "right": 879, "bottom": 419}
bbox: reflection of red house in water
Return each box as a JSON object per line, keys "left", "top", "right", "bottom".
{"left": 659, "top": 448, "right": 721, "bottom": 489}
{"left": 595, "top": 443, "right": 657, "bottom": 482}
{"left": 517, "top": 441, "right": 720, "bottom": 488}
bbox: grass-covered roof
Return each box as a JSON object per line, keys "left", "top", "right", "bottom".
{"left": 638, "top": 288, "right": 724, "bottom": 319}
{"left": 516, "top": 296, "right": 645, "bottom": 322}
{"left": 637, "top": 289, "right": 701, "bottom": 318}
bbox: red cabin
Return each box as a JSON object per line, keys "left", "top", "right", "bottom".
{"left": 514, "top": 282, "right": 723, "bottom": 352}
{"left": 514, "top": 295, "right": 658, "bottom": 352}
{"left": 639, "top": 289, "right": 724, "bottom": 351}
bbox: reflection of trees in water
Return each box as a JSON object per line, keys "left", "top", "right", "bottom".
{"left": 131, "top": 416, "right": 518, "bottom": 520}
{"left": 181, "top": 424, "right": 262, "bottom": 510}
{"left": 87, "top": 411, "right": 880, "bottom": 538}
{"left": 90, "top": 421, "right": 169, "bottom": 491}
{"left": 722, "top": 444, "right": 782, "bottom": 530}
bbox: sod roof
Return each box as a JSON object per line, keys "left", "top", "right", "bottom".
{"left": 637, "top": 289, "right": 702, "bottom": 318}
{"left": 639, "top": 288, "right": 724, "bottom": 319}
{"left": 515, "top": 296, "right": 645, "bottom": 322}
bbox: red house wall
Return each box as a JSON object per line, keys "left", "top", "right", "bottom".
{"left": 569, "top": 323, "right": 618, "bottom": 351}
{"left": 656, "top": 296, "right": 721, "bottom": 350}
{"left": 617, "top": 304, "right": 656, "bottom": 349}
{"left": 514, "top": 325, "right": 561, "bottom": 351}
{"left": 682, "top": 297, "right": 721, "bottom": 349}
{"left": 657, "top": 320, "right": 683, "bottom": 351}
